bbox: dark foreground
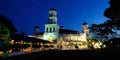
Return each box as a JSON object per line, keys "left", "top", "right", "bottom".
{"left": 1, "top": 49, "right": 120, "bottom": 60}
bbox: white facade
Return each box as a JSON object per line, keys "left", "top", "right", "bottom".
{"left": 32, "top": 8, "right": 90, "bottom": 50}
{"left": 43, "top": 8, "right": 59, "bottom": 41}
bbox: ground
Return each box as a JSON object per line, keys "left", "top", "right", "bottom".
{"left": 2, "top": 49, "right": 120, "bottom": 60}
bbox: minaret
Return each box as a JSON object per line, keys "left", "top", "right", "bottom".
{"left": 82, "top": 22, "right": 89, "bottom": 35}
{"left": 43, "top": 8, "right": 59, "bottom": 43}
{"left": 48, "top": 8, "right": 57, "bottom": 24}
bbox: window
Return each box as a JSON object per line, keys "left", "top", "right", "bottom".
{"left": 50, "top": 28, "right": 52, "bottom": 32}
{"left": 53, "top": 27, "right": 55, "bottom": 32}
{"left": 46, "top": 28, "right": 48, "bottom": 32}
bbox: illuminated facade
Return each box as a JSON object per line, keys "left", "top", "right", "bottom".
{"left": 31, "top": 8, "right": 89, "bottom": 49}
{"left": 43, "top": 8, "right": 59, "bottom": 41}
{"left": 58, "top": 23, "right": 89, "bottom": 50}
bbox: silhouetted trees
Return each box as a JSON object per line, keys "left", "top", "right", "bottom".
{"left": 89, "top": 0, "right": 120, "bottom": 40}
{"left": 104, "top": 0, "right": 120, "bottom": 33}
{"left": 89, "top": 24, "right": 99, "bottom": 39}
{"left": 89, "top": 23, "right": 114, "bottom": 41}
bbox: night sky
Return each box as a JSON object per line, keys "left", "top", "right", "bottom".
{"left": 0, "top": 0, "right": 110, "bottom": 35}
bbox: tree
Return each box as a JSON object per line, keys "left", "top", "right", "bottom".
{"left": 88, "top": 24, "right": 99, "bottom": 39}
{"left": 89, "top": 0, "right": 120, "bottom": 41}
{"left": 104, "top": 0, "right": 120, "bottom": 31}
{"left": 89, "top": 23, "right": 114, "bottom": 41}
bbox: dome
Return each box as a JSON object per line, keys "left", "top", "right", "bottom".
{"left": 50, "top": 8, "right": 56, "bottom": 11}
{"left": 34, "top": 25, "right": 39, "bottom": 28}
{"left": 82, "top": 22, "right": 88, "bottom": 25}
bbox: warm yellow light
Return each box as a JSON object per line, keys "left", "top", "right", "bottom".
{"left": 10, "top": 40, "right": 14, "bottom": 44}
{"left": 40, "top": 47, "right": 45, "bottom": 51}
{"left": 23, "top": 48, "right": 32, "bottom": 54}
{"left": 73, "top": 42, "right": 76, "bottom": 45}
{"left": 0, "top": 51, "right": 3, "bottom": 56}
{"left": 20, "top": 40, "right": 23, "bottom": 44}
{"left": 8, "top": 49, "right": 12, "bottom": 53}
{"left": 48, "top": 37, "right": 53, "bottom": 43}
{"left": 94, "top": 42, "right": 101, "bottom": 49}
{"left": 18, "top": 42, "right": 21, "bottom": 44}
{"left": 20, "top": 49, "right": 23, "bottom": 52}
{"left": 66, "top": 42, "right": 69, "bottom": 45}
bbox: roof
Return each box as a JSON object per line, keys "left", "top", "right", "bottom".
{"left": 37, "top": 29, "right": 79, "bottom": 35}
{"left": 59, "top": 29, "right": 79, "bottom": 34}
{"left": 10, "top": 33, "right": 49, "bottom": 43}
{"left": 39, "top": 32, "right": 44, "bottom": 35}
{"left": 0, "top": 15, "right": 17, "bottom": 32}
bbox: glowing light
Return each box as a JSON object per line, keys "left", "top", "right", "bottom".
{"left": 10, "top": 40, "right": 14, "bottom": 44}
{"left": 28, "top": 35, "right": 34, "bottom": 37}
{"left": 0, "top": 51, "right": 3, "bottom": 56}
{"left": 48, "top": 37, "right": 53, "bottom": 43}
{"left": 78, "top": 33, "right": 87, "bottom": 41}
{"left": 23, "top": 48, "right": 32, "bottom": 54}
{"left": 102, "top": 44, "right": 106, "bottom": 48}
{"left": 93, "top": 42, "right": 102, "bottom": 49}
{"left": 40, "top": 47, "right": 45, "bottom": 51}
{"left": 8, "top": 49, "right": 12, "bottom": 53}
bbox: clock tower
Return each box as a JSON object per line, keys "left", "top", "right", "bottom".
{"left": 43, "top": 8, "right": 59, "bottom": 43}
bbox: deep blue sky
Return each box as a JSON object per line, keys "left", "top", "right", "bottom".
{"left": 0, "top": 0, "right": 110, "bottom": 35}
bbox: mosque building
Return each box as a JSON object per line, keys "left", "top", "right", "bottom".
{"left": 29, "top": 8, "right": 89, "bottom": 49}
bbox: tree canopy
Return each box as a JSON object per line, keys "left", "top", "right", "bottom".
{"left": 104, "top": 0, "right": 120, "bottom": 29}
{"left": 89, "top": 0, "right": 120, "bottom": 41}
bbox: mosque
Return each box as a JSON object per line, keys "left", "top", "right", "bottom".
{"left": 29, "top": 8, "right": 89, "bottom": 49}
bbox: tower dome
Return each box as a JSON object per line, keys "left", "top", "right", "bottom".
{"left": 82, "top": 22, "right": 88, "bottom": 25}
{"left": 50, "top": 8, "right": 56, "bottom": 11}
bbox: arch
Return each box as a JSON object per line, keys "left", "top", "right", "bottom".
{"left": 53, "top": 27, "right": 56, "bottom": 32}
{"left": 50, "top": 28, "right": 52, "bottom": 32}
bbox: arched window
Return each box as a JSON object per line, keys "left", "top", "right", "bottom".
{"left": 46, "top": 28, "right": 48, "bottom": 32}
{"left": 50, "top": 28, "right": 52, "bottom": 32}
{"left": 53, "top": 27, "right": 55, "bottom": 32}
